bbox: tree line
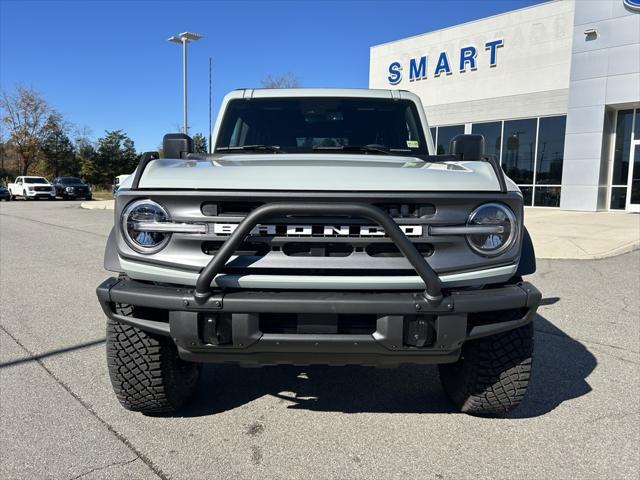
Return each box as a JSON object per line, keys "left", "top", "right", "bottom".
{"left": 1, "top": 73, "right": 299, "bottom": 187}
{"left": 0, "top": 86, "right": 207, "bottom": 188}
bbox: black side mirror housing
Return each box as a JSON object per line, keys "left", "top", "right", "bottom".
{"left": 449, "top": 134, "right": 485, "bottom": 161}
{"left": 163, "top": 133, "right": 194, "bottom": 159}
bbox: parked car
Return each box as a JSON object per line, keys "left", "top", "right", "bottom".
{"left": 7, "top": 176, "right": 56, "bottom": 200}
{"left": 97, "top": 88, "right": 540, "bottom": 416}
{"left": 52, "top": 176, "right": 92, "bottom": 200}
{"left": 0, "top": 185, "right": 10, "bottom": 201}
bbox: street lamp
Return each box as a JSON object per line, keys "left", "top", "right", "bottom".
{"left": 168, "top": 32, "right": 203, "bottom": 134}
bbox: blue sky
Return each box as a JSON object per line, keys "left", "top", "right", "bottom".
{"left": 1, "top": 0, "right": 542, "bottom": 152}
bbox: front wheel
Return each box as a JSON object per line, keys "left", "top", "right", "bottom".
{"left": 438, "top": 320, "right": 533, "bottom": 416}
{"left": 106, "top": 305, "right": 201, "bottom": 414}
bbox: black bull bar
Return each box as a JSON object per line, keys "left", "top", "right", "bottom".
{"left": 194, "top": 202, "right": 444, "bottom": 304}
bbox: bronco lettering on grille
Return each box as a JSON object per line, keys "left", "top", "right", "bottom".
{"left": 212, "top": 223, "right": 423, "bottom": 237}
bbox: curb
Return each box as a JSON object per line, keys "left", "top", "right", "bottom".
{"left": 80, "top": 200, "right": 114, "bottom": 210}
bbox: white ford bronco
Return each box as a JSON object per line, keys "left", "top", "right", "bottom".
{"left": 97, "top": 89, "right": 540, "bottom": 416}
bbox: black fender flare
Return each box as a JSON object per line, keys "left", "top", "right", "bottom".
{"left": 515, "top": 227, "right": 536, "bottom": 277}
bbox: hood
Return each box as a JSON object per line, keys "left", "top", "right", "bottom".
{"left": 135, "top": 154, "right": 504, "bottom": 192}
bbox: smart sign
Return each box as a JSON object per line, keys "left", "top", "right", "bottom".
{"left": 387, "top": 39, "right": 504, "bottom": 85}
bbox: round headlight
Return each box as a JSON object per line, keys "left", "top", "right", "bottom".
{"left": 466, "top": 203, "right": 517, "bottom": 256}
{"left": 121, "top": 199, "right": 171, "bottom": 254}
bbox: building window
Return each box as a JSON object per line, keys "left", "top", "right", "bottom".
{"left": 610, "top": 110, "right": 634, "bottom": 210}
{"left": 468, "top": 116, "right": 566, "bottom": 207}
{"left": 534, "top": 186, "right": 561, "bottom": 207}
{"left": 536, "top": 116, "right": 565, "bottom": 185}
{"left": 502, "top": 118, "right": 537, "bottom": 186}
{"left": 471, "top": 121, "right": 502, "bottom": 160}
{"left": 434, "top": 124, "right": 465, "bottom": 154}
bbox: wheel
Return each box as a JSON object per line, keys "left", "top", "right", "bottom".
{"left": 106, "top": 304, "right": 201, "bottom": 414}
{"left": 86, "top": 195, "right": 93, "bottom": 201}
{"left": 23, "top": 190, "right": 29, "bottom": 200}
{"left": 10, "top": 193, "right": 15, "bottom": 201}
{"left": 438, "top": 319, "right": 533, "bottom": 416}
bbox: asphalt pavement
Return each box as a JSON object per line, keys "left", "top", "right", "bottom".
{"left": 1, "top": 200, "right": 638, "bottom": 480}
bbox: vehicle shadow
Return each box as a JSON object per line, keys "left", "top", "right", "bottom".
{"left": 180, "top": 311, "right": 597, "bottom": 419}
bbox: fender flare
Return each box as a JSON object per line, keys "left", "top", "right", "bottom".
{"left": 104, "top": 228, "right": 122, "bottom": 272}
{"left": 515, "top": 227, "right": 536, "bottom": 277}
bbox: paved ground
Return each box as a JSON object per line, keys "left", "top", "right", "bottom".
{"left": 1, "top": 200, "right": 639, "bottom": 480}
{"left": 524, "top": 208, "right": 640, "bottom": 259}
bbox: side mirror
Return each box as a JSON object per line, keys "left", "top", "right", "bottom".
{"left": 449, "top": 134, "right": 485, "bottom": 161}
{"left": 163, "top": 133, "right": 194, "bottom": 159}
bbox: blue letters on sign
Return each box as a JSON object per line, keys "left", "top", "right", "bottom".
{"left": 409, "top": 56, "right": 427, "bottom": 81}
{"left": 623, "top": 0, "right": 640, "bottom": 12}
{"left": 386, "top": 38, "right": 504, "bottom": 85}
{"left": 485, "top": 39, "right": 504, "bottom": 67}
{"left": 434, "top": 52, "right": 451, "bottom": 77}
{"left": 388, "top": 61, "right": 402, "bottom": 84}
{"left": 459, "top": 46, "right": 477, "bottom": 72}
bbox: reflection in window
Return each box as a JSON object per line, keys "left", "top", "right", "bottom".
{"left": 536, "top": 116, "right": 566, "bottom": 185}
{"left": 502, "top": 118, "right": 537, "bottom": 184}
{"left": 612, "top": 110, "right": 633, "bottom": 186}
{"left": 534, "top": 187, "right": 561, "bottom": 207}
{"left": 520, "top": 186, "right": 533, "bottom": 206}
{"left": 610, "top": 187, "right": 627, "bottom": 210}
{"left": 436, "top": 125, "right": 465, "bottom": 154}
{"left": 471, "top": 121, "right": 502, "bottom": 160}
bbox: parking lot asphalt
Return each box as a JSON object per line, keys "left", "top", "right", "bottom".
{"left": 1, "top": 200, "right": 638, "bottom": 480}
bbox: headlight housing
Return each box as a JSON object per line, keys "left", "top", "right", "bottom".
{"left": 121, "top": 199, "right": 171, "bottom": 254}
{"left": 466, "top": 203, "right": 518, "bottom": 256}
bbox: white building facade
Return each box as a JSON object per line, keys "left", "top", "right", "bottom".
{"left": 369, "top": 0, "right": 640, "bottom": 211}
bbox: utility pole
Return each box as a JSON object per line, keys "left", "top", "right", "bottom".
{"left": 168, "top": 32, "right": 203, "bottom": 135}
{"left": 209, "top": 57, "right": 212, "bottom": 153}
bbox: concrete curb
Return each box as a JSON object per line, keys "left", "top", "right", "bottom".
{"left": 80, "top": 200, "right": 114, "bottom": 210}
{"left": 535, "top": 242, "right": 640, "bottom": 260}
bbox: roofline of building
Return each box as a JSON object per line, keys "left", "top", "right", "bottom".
{"left": 369, "top": 0, "right": 562, "bottom": 50}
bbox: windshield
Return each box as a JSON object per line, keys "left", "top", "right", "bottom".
{"left": 24, "top": 177, "right": 48, "bottom": 184}
{"left": 60, "top": 177, "right": 82, "bottom": 184}
{"left": 215, "top": 97, "right": 428, "bottom": 156}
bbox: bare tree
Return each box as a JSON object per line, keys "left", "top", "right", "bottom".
{"left": 0, "top": 86, "right": 60, "bottom": 175}
{"left": 261, "top": 72, "right": 301, "bottom": 89}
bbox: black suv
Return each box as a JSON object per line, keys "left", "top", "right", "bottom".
{"left": 52, "top": 177, "right": 92, "bottom": 200}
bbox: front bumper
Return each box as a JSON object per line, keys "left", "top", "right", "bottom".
{"left": 26, "top": 190, "right": 55, "bottom": 198}
{"left": 97, "top": 277, "right": 541, "bottom": 366}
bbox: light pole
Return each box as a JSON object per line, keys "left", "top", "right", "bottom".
{"left": 168, "top": 32, "right": 203, "bottom": 135}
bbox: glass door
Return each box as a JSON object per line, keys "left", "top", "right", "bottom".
{"left": 627, "top": 142, "right": 640, "bottom": 212}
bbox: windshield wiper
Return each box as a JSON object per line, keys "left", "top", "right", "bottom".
{"left": 312, "top": 145, "right": 391, "bottom": 155}
{"left": 216, "top": 145, "right": 282, "bottom": 153}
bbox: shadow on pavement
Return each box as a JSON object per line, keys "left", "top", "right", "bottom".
{"left": 0, "top": 338, "right": 106, "bottom": 369}
{"left": 181, "top": 313, "right": 597, "bottom": 418}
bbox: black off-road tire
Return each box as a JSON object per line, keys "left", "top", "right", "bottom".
{"left": 106, "top": 304, "right": 201, "bottom": 414}
{"left": 438, "top": 320, "right": 534, "bottom": 416}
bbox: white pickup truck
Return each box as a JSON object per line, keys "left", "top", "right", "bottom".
{"left": 8, "top": 176, "right": 57, "bottom": 200}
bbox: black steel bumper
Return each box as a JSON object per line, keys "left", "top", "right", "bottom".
{"left": 97, "top": 277, "right": 541, "bottom": 366}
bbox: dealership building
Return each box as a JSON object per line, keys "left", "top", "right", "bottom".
{"left": 369, "top": 0, "right": 640, "bottom": 212}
